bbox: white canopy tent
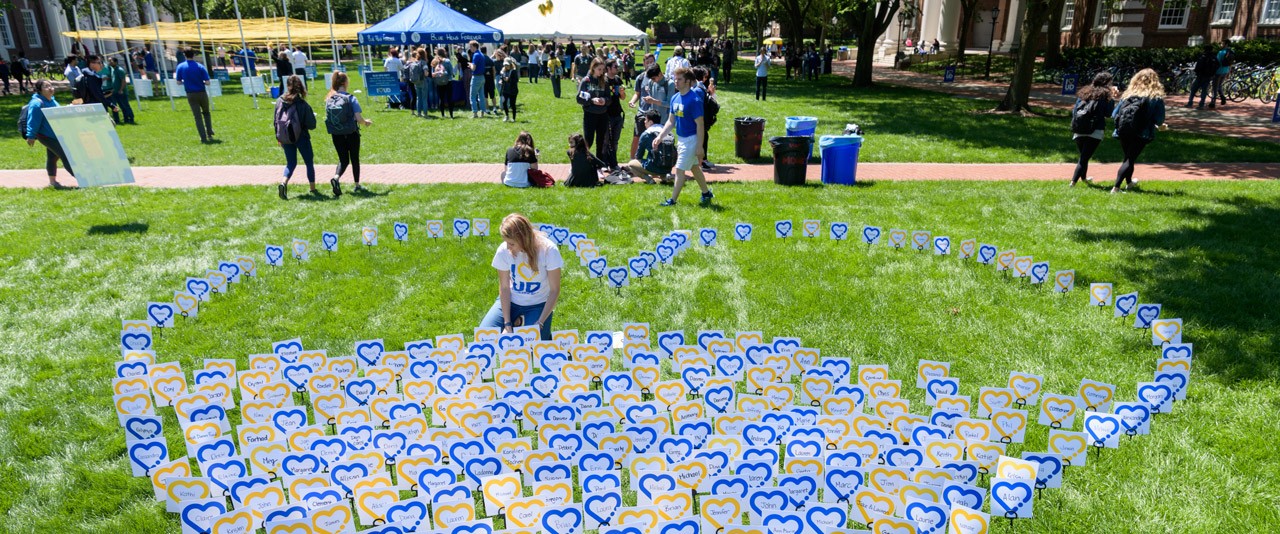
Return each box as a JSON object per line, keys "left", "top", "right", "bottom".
{"left": 487, "top": 0, "right": 646, "bottom": 41}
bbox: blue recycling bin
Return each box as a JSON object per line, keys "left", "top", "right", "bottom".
{"left": 819, "top": 135, "right": 863, "bottom": 185}
{"left": 785, "top": 116, "right": 819, "bottom": 161}
{"left": 270, "top": 86, "right": 281, "bottom": 99}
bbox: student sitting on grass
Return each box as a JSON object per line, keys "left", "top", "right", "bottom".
{"left": 565, "top": 133, "right": 606, "bottom": 187}
{"left": 503, "top": 131, "right": 539, "bottom": 188}
{"left": 627, "top": 110, "right": 674, "bottom": 184}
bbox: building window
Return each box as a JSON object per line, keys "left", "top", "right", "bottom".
{"left": 1264, "top": 0, "right": 1280, "bottom": 24}
{"left": 1158, "top": 0, "right": 1190, "bottom": 28}
{"left": 21, "top": 9, "right": 41, "bottom": 48}
{"left": 1063, "top": 0, "right": 1077, "bottom": 30}
{"left": 0, "top": 14, "right": 15, "bottom": 49}
{"left": 1095, "top": 0, "right": 1111, "bottom": 28}
{"left": 1212, "top": 0, "right": 1237, "bottom": 23}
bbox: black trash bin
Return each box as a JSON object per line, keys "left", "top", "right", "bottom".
{"left": 734, "top": 117, "right": 766, "bottom": 160}
{"left": 770, "top": 136, "right": 811, "bottom": 186}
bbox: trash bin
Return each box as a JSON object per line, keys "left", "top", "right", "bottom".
{"left": 785, "top": 116, "right": 819, "bottom": 161}
{"left": 270, "top": 85, "right": 281, "bottom": 99}
{"left": 838, "top": 47, "right": 849, "bottom": 61}
{"left": 819, "top": 135, "right": 863, "bottom": 185}
{"left": 770, "top": 136, "right": 811, "bottom": 186}
{"left": 734, "top": 117, "right": 766, "bottom": 160}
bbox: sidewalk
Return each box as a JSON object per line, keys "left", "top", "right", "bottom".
{"left": 2, "top": 162, "right": 1276, "bottom": 189}
{"left": 831, "top": 59, "right": 1280, "bottom": 143}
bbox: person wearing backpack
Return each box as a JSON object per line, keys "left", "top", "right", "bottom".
{"left": 431, "top": 48, "right": 455, "bottom": 119}
{"left": 1213, "top": 41, "right": 1233, "bottom": 107}
{"left": 548, "top": 52, "right": 564, "bottom": 98}
{"left": 500, "top": 58, "right": 521, "bottom": 122}
{"left": 1068, "top": 72, "right": 1118, "bottom": 187}
{"left": 405, "top": 48, "right": 427, "bottom": 118}
{"left": 628, "top": 110, "right": 675, "bottom": 184}
{"left": 1111, "top": 69, "right": 1167, "bottom": 194}
{"left": 175, "top": 49, "right": 215, "bottom": 143}
{"left": 324, "top": 72, "right": 373, "bottom": 197}
{"left": 274, "top": 50, "right": 293, "bottom": 93}
{"left": 274, "top": 76, "right": 318, "bottom": 199}
{"left": 24, "top": 80, "right": 76, "bottom": 189}
{"left": 1186, "top": 46, "right": 1218, "bottom": 110}
{"left": 692, "top": 66, "right": 719, "bottom": 170}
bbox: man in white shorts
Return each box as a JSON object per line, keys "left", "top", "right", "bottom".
{"left": 654, "top": 67, "right": 712, "bottom": 206}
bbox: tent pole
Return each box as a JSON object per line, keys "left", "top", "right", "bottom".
{"left": 358, "top": 0, "right": 369, "bottom": 70}
{"left": 233, "top": 0, "right": 259, "bottom": 109}
{"left": 282, "top": 0, "right": 293, "bottom": 49}
{"left": 326, "top": 2, "right": 338, "bottom": 72}
{"left": 111, "top": 0, "right": 143, "bottom": 112}
{"left": 73, "top": 4, "right": 81, "bottom": 52}
{"left": 148, "top": 2, "right": 175, "bottom": 111}
{"left": 90, "top": 2, "right": 105, "bottom": 57}
{"left": 305, "top": 11, "right": 312, "bottom": 63}
{"left": 193, "top": 0, "right": 209, "bottom": 71}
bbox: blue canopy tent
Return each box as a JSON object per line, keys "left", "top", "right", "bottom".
{"left": 357, "top": 0, "right": 504, "bottom": 46}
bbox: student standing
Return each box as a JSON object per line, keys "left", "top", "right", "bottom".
{"left": 1111, "top": 69, "right": 1167, "bottom": 194}
{"left": 74, "top": 55, "right": 109, "bottom": 107}
{"left": 721, "top": 41, "right": 734, "bottom": 83}
{"left": 603, "top": 59, "right": 627, "bottom": 170}
{"left": 526, "top": 45, "right": 541, "bottom": 84}
{"left": 432, "top": 48, "right": 455, "bottom": 118}
{"left": 275, "top": 76, "right": 318, "bottom": 199}
{"left": 548, "top": 52, "right": 563, "bottom": 98}
{"left": 1213, "top": 41, "right": 1233, "bottom": 107}
{"left": 500, "top": 58, "right": 520, "bottom": 122}
{"left": 25, "top": 80, "right": 76, "bottom": 188}
{"left": 1186, "top": 46, "right": 1218, "bottom": 110}
{"left": 665, "top": 46, "right": 690, "bottom": 82}
{"left": 576, "top": 58, "right": 612, "bottom": 165}
{"left": 107, "top": 57, "right": 135, "bottom": 125}
{"left": 469, "top": 41, "right": 489, "bottom": 118}
{"left": 479, "top": 213, "right": 563, "bottom": 340}
{"left": 275, "top": 50, "right": 293, "bottom": 92}
{"left": 655, "top": 67, "right": 712, "bottom": 206}
{"left": 175, "top": 49, "right": 215, "bottom": 143}
{"left": 754, "top": 48, "right": 769, "bottom": 100}
{"left": 1067, "top": 72, "right": 1117, "bottom": 187}
{"left": 484, "top": 46, "right": 499, "bottom": 110}
{"left": 291, "top": 47, "right": 308, "bottom": 78}
{"left": 325, "top": 72, "right": 373, "bottom": 197}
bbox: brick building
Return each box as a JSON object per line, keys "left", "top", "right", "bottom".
{"left": 0, "top": 0, "right": 74, "bottom": 61}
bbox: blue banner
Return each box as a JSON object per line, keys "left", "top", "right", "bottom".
{"left": 1062, "top": 74, "right": 1079, "bottom": 95}
{"left": 358, "top": 30, "right": 503, "bottom": 46}
{"left": 364, "top": 71, "right": 401, "bottom": 97}
{"left": 212, "top": 68, "right": 230, "bottom": 82}
{"left": 943, "top": 66, "right": 955, "bottom": 83}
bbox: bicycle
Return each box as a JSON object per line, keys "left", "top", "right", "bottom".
{"left": 32, "top": 60, "right": 64, "bottom": 81}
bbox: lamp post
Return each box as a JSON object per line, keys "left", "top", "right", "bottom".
{"left": 895, "top": 9, "right": 912, "bottom": 69}
{"left": 985, "top": 6, "right": 1000, "bottom": 79}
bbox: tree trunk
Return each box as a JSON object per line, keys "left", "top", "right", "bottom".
{"left": 994, "top": 0, "right": 1057, "bottom": 113}
{"left": 955, "top": 6, "right": 976, "bottom": 64}
{"left": 853, "top": 5, "right": 878, "bottom": 87}
{"left": 1045, "top": 2, "right": 1063, "bottom": 65}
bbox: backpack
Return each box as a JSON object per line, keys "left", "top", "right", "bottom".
{"left": 652, "top": 134, "right": 677, "bottom": 169}
{"left": 17, "top": 104, "right": 31, "bottom": 139}
{"left": 1194, "top": 53, "right": 1218, "bottom": 78}
{"left": 1220, "top": 49, "right": 1234, "bottom": 68}
{"left": 410, "top": 61, "right": 426, "bottom": 83}
{"left": 528, "top": 168, "right": 555, "bottom": 188}
{"left": 1070, "top": 98, "right": 1103, "bottom": 135}
{"left": 324, "top": 93, "right": 358, "bottom": 135}
{"left": 1114, "top": 96, "right": 1148, "bottom": 139}
{"left": 432, "top": 63, "right": 450, "bottom": 86}
{"left": 274, "top": 100, "right": 303, "bottom": 144}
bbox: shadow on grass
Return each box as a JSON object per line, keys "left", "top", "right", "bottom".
{"left": 87, "top": 222, "right": 149, "bottom": 235}
{"left": 1072, "top": 196, "right": 1280, "bottom": 384}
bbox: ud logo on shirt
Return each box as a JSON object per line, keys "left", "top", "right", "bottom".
{"left": 673, "top": 100, "right": 685, "bottom": 118}
{"left": 510, "top": 263, "right": 541, "bottom": 295}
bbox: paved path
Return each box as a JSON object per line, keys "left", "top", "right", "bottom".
{"left": 3, "top": 162, "right": 1276, "bottom": 189}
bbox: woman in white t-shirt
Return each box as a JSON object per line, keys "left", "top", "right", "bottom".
{"left": 479, "top": 213, "right": 563, "bottom": 339}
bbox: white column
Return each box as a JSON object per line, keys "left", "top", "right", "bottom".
{"left": 939, "top": 0, "right": 960, "bottom": 49}
{"left": 919, "top": 0, "right": 940, "bottom": 43}
{"left": 43, "top": 0, "right": 74, "bottom": 59}
{"left": 999, "top": 0, "right": 1023, "bottom": 52}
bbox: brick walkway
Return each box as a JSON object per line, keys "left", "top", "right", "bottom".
{"left": 2, "top": 161, "right": 1276, "bottom": 189}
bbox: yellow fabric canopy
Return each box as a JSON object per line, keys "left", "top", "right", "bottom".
{"left": 62, "top": 17, "right": 366, "bottom": 45}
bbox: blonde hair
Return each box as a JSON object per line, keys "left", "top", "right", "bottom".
{"left": 500, "top": 213, "right": 543, "bottom": 274}
{"left": 1121, "top": 68, "right": 1165, "bottom": 100}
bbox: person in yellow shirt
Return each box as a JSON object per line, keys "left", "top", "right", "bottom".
{"left": 548, "top": 53, "right": 564, "bottom": 98}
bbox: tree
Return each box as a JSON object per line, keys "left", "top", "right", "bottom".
{"left": 848, "top": 0, "right": 900, "bottom": 87}
{"left": 993, "top": 0, "right": 1065, "bottom": 113}
{"left": 954, "top": 0, "right": 980, "bottom": 63}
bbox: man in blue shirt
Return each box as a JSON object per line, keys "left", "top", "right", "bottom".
{"left": 143, "top": 49, "right": 158, "bottom": 80}
{"left": 469, "top": 40, "right": 489, "bottom": 117}
{"left": 653, "top": 67, "right": 712, "bottom": 206}
{"left": 175, "top": 48, "right": 215, "bottom": 143}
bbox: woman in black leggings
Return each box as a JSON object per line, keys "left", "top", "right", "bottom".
{"left": 325, "top": 72, "right": 373, "bottom": 196}
{"left": 1111, "top": 69, "right": 1167, "bottom": 194}
{"left": 1068, "top": 72, "right": 1117, "bottom": 186}
{"left": 432, "top": 48, "right": 455, "bottom": 118}
{"left": 575, "top": 57, "right": 612, "bottom": 164}
{"left": 24, "top": 80, "right": 75, "bottom": 188}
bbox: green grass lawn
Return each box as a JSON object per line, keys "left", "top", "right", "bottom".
{"left": 1, "top": 180, "right": 1278, "bottom": 532}
{"left": 2, "top": 58, "right": 1277, "bottom": 170}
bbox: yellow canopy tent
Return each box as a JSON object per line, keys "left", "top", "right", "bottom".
{"left": 62, "top": 16, "right": 366, "bottom": 45}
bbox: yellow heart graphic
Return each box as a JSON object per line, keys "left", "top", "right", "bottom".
{"left": 516, "top": 262, "right": 538, "bottom": 281}
{"left": 997, "top": 251, "right": 1015, "bottom": 268}
{"left": 1152, "top": 320, "right": 1182, "bottom": 342}
{"left": 925, "top": 442, "right": 964, "bottom": 466}
{"left": 362, "top": 228, "right": 377, "bottom": 243}
{"left": 166, "top": 479, "right": 210, "bottom": 502}
{"left": 700, "top": 496, "right": 741, "bottom": 529}
{"left": 952, "top": 420, "right": 992, "bottom": 441}
{"left": 210, "top": 510, "right": 255, "bottom": 534}
{"left": 311, "top": 505, "right": 353, "bottom": 534}
{"left": 149, "top": 460, "right": 190, "bottom": 489}
{"left": 624, "top": 325, "right": 650, "bottom": 340}
{"left": 174, "top": 293, "right": 198, "bottom": 313}
{"left": 653, "top": 492, "right": 693, "bottom": 519}
{"left": 1049, "top": 433, "right": 1087, "bottom": 455}
{"left": 1041, "top": 398, "right": 1077, "bottom": 422}
{"left": 1091, "top": 284, "right": 1111, "bottom": 302}
{"left": 1056, "top": 271, "right": 1074, "bottom": 289}
{"left": 356, "top": 488, "right": 399, "bottom": 522}
{"left": 950, "top": 508, "right": 989, "bottom": 533}
{"left": 505, "top": 498, "right": 547, "bottom": 528}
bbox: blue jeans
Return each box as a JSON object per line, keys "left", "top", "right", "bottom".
{"left": 479, "top": 298, "right": 552, "bottom": 340}
{"left": 415, "top": 81, "right": 429, "bottom": 115}
{"left": 470, "top": 77, "right": 487, "bottom": 113}
{"left": 1187, "top": 77, "right": 1212, "bottom": 108}
{"left": 112, "top": 91, "right": 135, "bottom": 123}
{"left": 282, "top": 136, "right": 315, "bottom": 184}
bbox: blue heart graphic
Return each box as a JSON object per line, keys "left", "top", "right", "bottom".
{"left": 805, "top": 504, "right": 847, "bottom": 533}
{"left": 1086, "top": 415, "right": 1121, "bottom": 444}
{"left": 715, "top": 354, "right": 744, "bottom": 376}
{"left": 934, "top": 237, "right": 951, "bottom": 254}
{"left": 703, "top": 384, "right": 734, "bottom": 413}
{"left": 629, "top": 257, "right": 648, "bottom": 277}
{"left": 778, "top": 474, "right": 817, "bottom": 507}
{"left": 1023, "top": 454, "right": 1062, "bottom": 485}
{"left": 384, "top": 499, "right": 429, "bottom": 528}
{"left": 885, "top": 447, "right": 925, "bottom": 467}
{"left": 308, "top": 437, "right": 350, "bottom": 464}
{"left": 942, "top": 462, "right": 980, "bottom": 484}
{"left": 1115, "top": 294, "right": 1137, "bottom": 315}
{"left": 482, "top": 425, "right": 518, "bottom": 450}
{"left": 943, "top": 484, "right": 985, "bottom": 510}
{"left": 657, "top": 332, "right": 684, "bottom": 354}
{"left": 710, "top": 476, "right": 750, "bottom": 498}
{"left": 541, "top": 506, "right": 584, "bottom": 534}
{"left": 464, "top": 456, "right": 503, "bottom": 480}
{"left": 124, "top": 417, "right": 161, "bottom": 441}
{"left": 568, "top": 233, "right": 586, "bottom": 249}
{"left": 530, "top": 374, "right": 560, "bottom": 398}
{"left": 263, "top": 505, "right": 308, "bottom": 524}
{"left": 282, "top": 364, "right": 313, "bottom": 389}
{"left": 544, "top": 405, "right": 581, "bottom": 425}
{"left": 194, "top": 438, "right": 236, "bottom": 463}
{"left": 454, "top": 219, "right": 471, "bottom": 236}
{"left": 189, "top": 404, "right": 226, "bottom": 424}
{"left": 772, "top": 338, "right": 801, "bottom": 354}
{"left": 344, "top": 379, "right": 377, "bottom": 405}
{"left": 700, "top": 229, "right": 717, "bottom": 245}
{"left": 607, "top": 267, "right": 628, "bottom": 287}
{"left": 534, "top": 463, "right": 572, "bottom": 482}
{"left": 449, "top": 518, "right": 493, "bottom": 534}
{"left": 830, "top": 223, "right": 848, "bottom": 239}
{"left": 656, "top": 245, "right": 674, "bottom": 262}
{"left": 265, "top": 245, "right": 283, "bottom": 264}
{"left": 742, "top": 423, "right": 778, "bottom": 446}
{"left": 205, "top": 459, "right": 246, "bottom": 494}
{"left": 552, "top": 228, "right": 570, "bottom": 244}
{"left": 978, "top": 245, "right": 996, "bottom": 263}
{"left": 180, "top": 500, "right": 227, "bottom": 533}
{"left": 864, "top": 429, "right": 900, "bottom": 445}
{"left": 322, "top": 232, "right": 338, "bottom": 250}
{"left": 582, "top": 470, "right": 621, "bottom": 491}
{"left": 927, "top": 378, "right": 959, "bottom": 397}
{"left": 415, "top": 466, "right": 456, "bottom": 491}
{"left": 127, "top": 441, "right": 166, "bottom": 471}
{"left": 991, "top": 480, "right": 1032, "bottom": 513}
{"left": 824, "top": 468, "right": 862, "bottom": 499}
{"left": 625, "top": 404, "right": 659, "bottom": 425}
{"left": 1137, "top": 383, "right": 1174, "bottom": 409}
{"left": 775, "top": 221, "right": 792, "bottom": 237}
{"left": 1114, "top": 404, "right": 1151, "bottom": 432}
{"left": 588, "top": 258, "right": 608, "bottom": 277}
{"left": 395, "top": 223, "right": 408, "bottom": 239}
{"left": 825, "top": 451, "right": 862, "bottom": 468}
{"left": 585, "top": 492, "right": 622, "bottom": 525}
{"left": 1031, "top": 263, "right": 1049, "bottom": 281}
{"left": 735, "top": 223, "right": 752, "bottom": 240}
{"left": 228, "top": 475, "right": 271, "bottom": 503}
{"left": 282, "top": 453, "right": 323, "bottom": 475}
{"left": 862, "top": 226, "right": 881, "bottom": 243}
{"left": 658, "top": 518, "right": 698, "bottom": 534}
{"left": 762, "top": 513, "right": 803, "bottom": 534}
{"left": 186, "top": 279, "right": 210, "bottom": 298}
{"left": 911, "top": 426, "right": 948, "bottom": 444}
{"left": 748, "top": 488, "right": 789, "bottom": 514}
{"left": 1136, "top": 305, "right": 1161, "bottom": 327}
{"left": 904, "top": 501, "right": 946, "bottom": 534}
{"left": 407, "top": 359, "right": 439, "bottom": 380}
{"left": 586, "top": 332, "right": 613, "bottom": 350}
{"left": 120, "top": 332, "right": 151, "bottom": 350}
{"left": 602, "top": 374, "right": 634, "bottom": 391}
{"left": 147, "top": 304, "right": 173, "bottom": 326}
{"left": 1154, "top": 372, "right": 1188, "bottom": 396}
{"left": 669, "top": 232, "right": 688, "bottom": 249}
